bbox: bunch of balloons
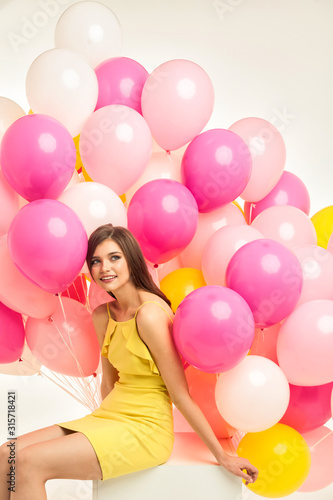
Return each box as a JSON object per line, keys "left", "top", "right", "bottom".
{"left": 1, "top": 1, "right": 333, "bottom": 497}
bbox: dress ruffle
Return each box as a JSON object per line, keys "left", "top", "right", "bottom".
{"left": 101, "top": 318, "right": 160, "bottom": 375}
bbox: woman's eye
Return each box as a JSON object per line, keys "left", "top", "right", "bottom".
{"left": 91, "top": 259, "right": 100, "bottom": 266}
{"left": 111, "top": 255, "right": 120, "bottom": 261}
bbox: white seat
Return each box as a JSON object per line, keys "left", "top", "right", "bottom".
{"left": 93, "top": 432, "right": 242, "bottom": 500}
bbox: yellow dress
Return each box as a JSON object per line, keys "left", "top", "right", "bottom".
{"left": 57, "top": 301, "right": 175, "bottom": 480}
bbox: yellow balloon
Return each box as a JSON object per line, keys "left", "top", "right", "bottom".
{"left": 73, "top": 134, "right": 84, "bottom": 172}
{"left": 311, "top": 206, "right": 333, "bottom": 248}
{"left": 237, "top": 423, "right": 311, "bottom": 498}
{"left": 160, "top": 268, "right": 206, "bottom": 312}
{"left": 232, "top": 199, "right": 244, "bottom": 215}
{"left": 81, "top": 165, "right": 93, "bottom": 182}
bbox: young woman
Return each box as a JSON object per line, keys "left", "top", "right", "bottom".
{"left": 0, "top": 224, "right": 258, "bottom": 499}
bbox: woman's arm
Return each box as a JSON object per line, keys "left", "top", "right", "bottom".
{"left": 92, "top": 304, "right": 119, "bottom": 400}
{"left": 136, "top": 304, "right": 258, "bottom": 485}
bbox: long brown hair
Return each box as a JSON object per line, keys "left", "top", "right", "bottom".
{"left": 86, "top": 224, "right": 171, "bottom": 306}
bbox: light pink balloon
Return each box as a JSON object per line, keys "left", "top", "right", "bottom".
{"left": 277, "top": 300, "right": 333, "bottom": 386}
{"left": 0, "top": 97, "right": 25, "bottom": 142}
{"left": 141, "top": 59, "right": 214, "bottom": 151}
{"left": 180, "top": 203, "right": 246, "bottom": 269}
{"left": 157, "top": 255, "right": 182, "bottom": 281}
{"left": 0, "top": 169, "right": 19, "bottom": 236}
{"left": 229, "top": 117, "right": 286, "bottom": 202}
{"left": 126, "top": 151, "right": 182, "bottom": 204}
{"left": 215, "top": 355, "right": 290, "bottom": 432}
{"left": 251, "top": 205, "right": 317, "bottom": 250}
{"left": 25, "top": 297, "right": 100, "bottom": 377}
{"left": 0, "top": 235, "right": 58, "bottom": 319}
{"left": 298, "top": 426, "right": 333, "bottom": 492}
{"left": 202, "top": 224, "right": 263, "bottom": 286}
{"left": 293, "top": 245, "right": 333, "bottom": 306}
{"left": 244, "top": 171, "right": 311, "bottom": 223}
{"left": 249, "top": 323, "right": 280, "bottom": 364}
{"left": 79, "top": 104, "right": 152, "bottom": 195}
{"left": 58, "top": 181, "right": 127, "bottom": 237}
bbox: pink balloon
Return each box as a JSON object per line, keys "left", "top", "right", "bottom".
{"left": 279, "top": 382, "right": 333, "bottom": 434}
{"left": 250, "top": 324, "right": 280, "bottom": 364}
{"left": 0, "top": 235, "right": 58, "bottom": 319}
{"left": 125, "top": 151, "right": 182, "bottom": 205}
{"left": 156, "top": 255, "right": 182, "bottom": 281}
{"left": 79, "top": 104, "right": 152, "bottom": 195}
{"left": 58, "top": 181, "right": 127, "bottom": 237}
{"left": 88, "top": 278, "right": 114, "bottom": 311}
{"left": 251, "top": 205, "right": 317, "bottom": 250}
{"left": 173, "top": 285, "right": 255, "bottom": 373}
{"left": 0, "top": 169, "right": 19, "bottom": 236}
{"left": 180, "top": 202, "right": 246, "bottom": 269}
{"left": 277, "top": 300, "right": 333, "bottom": 386}
{"left": 25, "top": 297, "right": 100, "bottom": 377}
{"left": 127, "top": 179, "right": 198, "bottom": 265}
{"left": 202, "top": 224, "right": 263, "bottom": 286}
{"left": 229, "top": 117, "right": 286, "bottom": 202}
{"left": 141, "top": 59, "right": 214, "bottom": 151}
{"left": 0, "top": 114, "right": 76, "bottom": 201}
{"left": 0, "top": 302, "right": 25, "bottom": 363}
{"left": 181, "top": 129, "right": 252, "bottom": 212}
{"left": 95, "top": 57, "right": 149, "bottom": 113}
{"left": 293, "top": 245, "right": 333, "bottom": 306}
{"left": 8, "top": 200, "right": 88, "bottom": 294}
{"left": 226, "top": 239, "right": 303, "bottom": 327}
{"left": 244, "top": 171, "right": 311, "bottom": 223}
{"left": 298, "top": 426, "right": 333, "bottom": 492}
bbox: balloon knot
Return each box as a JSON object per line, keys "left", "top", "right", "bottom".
{"left": 18, "top": 358, "right": 23, "bottom": 362}
{"left": 153, "top": 264, "right": 159, "bottom": 269}
{"left": 48, "top": 317, "right": 53, "bottom": 322}
{"left": 93, "top": 372, "right": 97, "bottom": 378}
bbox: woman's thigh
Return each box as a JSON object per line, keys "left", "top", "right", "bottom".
{"left": 18, "top": 431, "right": 103, "bottom": 481}
{"left": 14, "top": 424, "right": 74, "bottom": 452}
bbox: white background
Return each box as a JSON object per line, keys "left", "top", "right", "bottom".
{"left": 1, "top": 0, "right": 333, "bottom": 498}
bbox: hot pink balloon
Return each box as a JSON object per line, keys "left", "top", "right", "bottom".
{"left": 0, "top": 235, "right": 58, "bottom": 319}
{"left": 25, "top": 297, "right": 100, "bottom": 377}
{"left": 298, "top": 426, "right": 333, "bottom": 492}
{"left": 293, "top": 245, "right": 333, "bottom": 306}
{"left": 202, "top": 224, "right": 263, "bottom": 286}
{"left": 127, "top": 179, "right": 199, "bottom": 265}
{"left": 0, "top": 114, "right": 76, "bottom": 201}
{"left": 0, "top": 302, "right": 25, "bottom": 363}
{"left": 0, "top": 169, "right": 19, "bottom": 236}
{"left": 180, "top": 202, "right": 246, "bottom": 269}
{"left": 251, "top": 205, "right": 317, "bottom": 250}
{"left": 279, "top": 382, "right": 333, "bottom": 434}
{"left": 226, "top": 239, "right": 303, "bottom": 327}
{"left": 244, "top": 171, "right": 311, "bottom": 223}
{"left": 79, "top": 104, "right": 152, "bottom": 195}
{"left": 277, "top": 299, "right": 333, "bottom": 386}
{"left": 181, "top": 129, "right": 252, "bottom": 212}
{"left": 229, "top": 117, "right": 286, "bottom": 202}
{"left": 173, "top": 285, "right": 255, "bottom": 373}
{"left": 141, "top": 59, "right": 214, "bottom": 151}
{"left": 8, "top": 199, "right": 88, "bottom": 294}
{"left": 95, "top": 57, "right": 149, "bottom": 113}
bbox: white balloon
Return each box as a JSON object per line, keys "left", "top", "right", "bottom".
{"left": 0, "top": 96, "right": 25, "bottom": 142}
{"left": 215, "top": 355, "right": 290, "bottom": 432}
{"left": 25, "top": 48, "right": 98, "bottom": 137}
{"left": 55, "top": 1, "right": 122, "bottom": 68}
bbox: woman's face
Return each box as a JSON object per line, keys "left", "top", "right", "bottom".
{"left": 90, "top": 238, "right": 131, "bottom": 292}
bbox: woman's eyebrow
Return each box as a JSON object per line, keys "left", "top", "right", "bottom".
{"left": 91, "top": 251, "right": 121, "bottom": 259}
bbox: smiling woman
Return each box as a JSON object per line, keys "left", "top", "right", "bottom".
{"left": 0, "top": 223, "right": 258, "bottom": 499}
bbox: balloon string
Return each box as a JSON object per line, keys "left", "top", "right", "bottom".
{"left": 312, "top": 429, "right": 333, "bottom": 448}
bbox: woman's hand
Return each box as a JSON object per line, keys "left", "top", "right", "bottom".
{"left": 220, "top": 455, "right": 258, "bottom": 485}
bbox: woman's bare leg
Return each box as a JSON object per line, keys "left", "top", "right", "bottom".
{"left": 12, "top": 430, "right": 102, "bottom": 500}
{"left": 1, "top": 425, "right": 70, "bottom": 500}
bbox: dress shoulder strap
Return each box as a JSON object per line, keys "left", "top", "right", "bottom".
{"left": 135, "top": 301, "right": 174, "bottom": 323}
